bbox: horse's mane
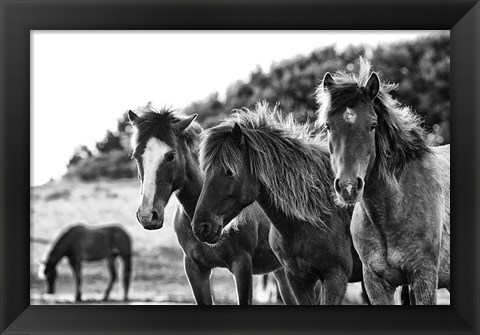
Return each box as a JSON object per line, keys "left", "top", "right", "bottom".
{"left": 130, "top": 102, "right": 203, "bottom": 155}
{"left": 200, "top": 102, "right": 336, "bottom": 228}
{"left": 316, "top": 57, "right": 431, "bottom": 187}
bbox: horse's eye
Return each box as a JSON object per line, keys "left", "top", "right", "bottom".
{"left": 370, "top": 123, "right": 377, "bottom": 131}
{"left": 165, "top": 152, "right": 175, "bottom": 162}
{"left": 225, "top": 169, "right": 233, "bottom": 177}
{"left": 325, "top": 123, "right": 330, "bottom": 131}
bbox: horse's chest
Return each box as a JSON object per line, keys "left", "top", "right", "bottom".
{"left": 351, "top": 204, "right": 406, "bottom": 285}
{"left": 268, "top": 227, "right": 317, "bottom": 279}
{"left": 350, "top": 204, "right": 379, "bottom": 259}
{"left": 177, "top": 229, "right": 228, "bottom": 269}
{"left": 189, "top": 244, "right": 227, "bottom": 268}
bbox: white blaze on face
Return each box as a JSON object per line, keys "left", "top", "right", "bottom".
{"left": 343, "top": 108, "right": 357, "bottom": 124}
{"left": 346, "top": 184, "right": 353, "bottom": 195}
{"left": 141, "top": 138, "right": 172, "bottom": 209}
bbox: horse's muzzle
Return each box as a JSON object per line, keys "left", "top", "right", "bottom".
{"left": 192, "top": 220, "right": 223, "bottom": 244}
{"left": 136, "top": 209, "right": 164, "bottom": 230}
{"left": 334, "top": 177, "right": 364, "bottom": 204}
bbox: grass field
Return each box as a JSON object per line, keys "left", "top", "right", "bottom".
{"left": 30, "top": 179, "right": 449, "bottom": 305}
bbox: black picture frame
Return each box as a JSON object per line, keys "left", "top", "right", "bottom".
{"left": 1, "top": 0, "right": 479, "bottom": 334}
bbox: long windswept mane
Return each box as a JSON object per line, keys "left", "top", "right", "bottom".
{"left": 200, "top": 102, "right": 336, "bottom": 228}
{"left": 130, "top": 102, "right": 203, "bottom": 155}
{"left": 316, "top": 57, "right": 431, "bottom": 186}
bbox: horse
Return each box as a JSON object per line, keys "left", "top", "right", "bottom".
{"left": 38, "top": 224, "right": 132, "bottom": 302}
{"left": 191, "top": 103, "right": 370, "bottom": 305}
{"left": 316, "top": 57, "right": 450, "bottom": 305}
{"left": 127, "top": 103, "right": 296, "bottom": 305}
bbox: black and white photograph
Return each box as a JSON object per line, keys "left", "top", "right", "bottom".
{"left": 30, "top": 30, "right": 450, "bottom": 306}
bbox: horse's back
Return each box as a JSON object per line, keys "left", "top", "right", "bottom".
{"left": 428, "top": 145, "right": 450, "bottom": 288}
{"left": 74, "top": 225, "right": 131, "bottom": 261}
{"left": 431, "top": 144, "right": 450, "bottom": 159}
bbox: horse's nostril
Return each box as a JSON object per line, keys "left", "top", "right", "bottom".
{"left": 356, "top": 177, "right": 364, "bottom": 191}
{"left": 200, "top": 223, "right": 211, "bottom": 236}
{"left": 151, "top": 210, "right": 159, "bottom": 222}
{"left": 334, "top": 178, "right": 341, "bottom": 193}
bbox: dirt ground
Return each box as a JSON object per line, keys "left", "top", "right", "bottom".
{"left": 30, "top": 179, "right": 450, "bottom": 305}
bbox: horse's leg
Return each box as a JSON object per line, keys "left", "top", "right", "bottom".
{"left": 409, "top": 287, "right": 416, "bottom": 305}
{"left": 410, "top": 265, "right": 438, "bottom": 305}
{"left": 121, "top": 254, "right": 131, "bottom": 302}
{"left": 363, "top": 268, "right": 395, "bottom": 305}
{"left": 69, "top": 258, "right": 82, "bottom": 303}
{"left": 231, "top": 252, "right": 253, "bottom": 305}
{"left": 400, "top": 285, "right": 411, "bottom": 305}
{"left": 184, "top": 256, "right": 213, "bottom": 305}
{"left": 322, "top": 269, "right": 348, "bottom": 305}
{"left": 284, "top": 271, "right": 316, "bottom": 305}
{"left": 315, "top": 283, "right": 323, "bottom": 304}
{"left": 103, "top": 256, "right": 117, "bottom": 301}
{"left": 272, "top": 268, "right": 297, "bottom": 305}
{"left": 361, "top": 280, "right": 372, "bottom": 305}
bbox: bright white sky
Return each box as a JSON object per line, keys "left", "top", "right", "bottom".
{"left": 32, "top": 30, "right": 437, "bottom": 186}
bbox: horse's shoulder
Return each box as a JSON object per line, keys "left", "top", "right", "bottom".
{"left": 236, "top": 202, "right": 264, "bottom": 229}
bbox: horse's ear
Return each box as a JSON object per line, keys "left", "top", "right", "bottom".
{"left": 365, "top": 72, "right": 380, "bottom": 100}
{"left": 128, "top": 110, "right": 139, "bottom": 124}
{"left": 322, "top": 72, "right": 335, "bottom": 91}
{"left": 231, "top": 123, "right": 244, "bottom": 146}
{"left": 175, "top": 114, "right": 198, "bottom": 134}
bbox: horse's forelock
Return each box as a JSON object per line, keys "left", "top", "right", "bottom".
{"left": 130, "top": 103, "right": 203, "bottom": 156}
{"left": 316, "top": 57, "right": 381, "bottom": 124}
{"left": 200, "top": 126, "right": 243, "bottom": 178}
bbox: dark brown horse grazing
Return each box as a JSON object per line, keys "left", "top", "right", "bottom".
{"left": 127, "top": 103, "right": 295, "bottom": 305}
{"left": 191, "top": 103, "right": 368, "bottom": 305}
{"left": 38, "top": 224, "right": 132, "bottom": 302}
{"left": 317, "top": 58, "right": 450, "bottom": 305}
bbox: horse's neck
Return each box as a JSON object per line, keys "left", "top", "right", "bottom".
{"left": 362, "top": 177, "right": 396, "bottom": 224}
{"left": 47, "top": 241, "right": 69, "bottom": 266}
{"left": 175, "top": 153, "right": 203, "bottom": 221}
{"left": 256, "top": 186, "right": 294, "bottom": 237}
